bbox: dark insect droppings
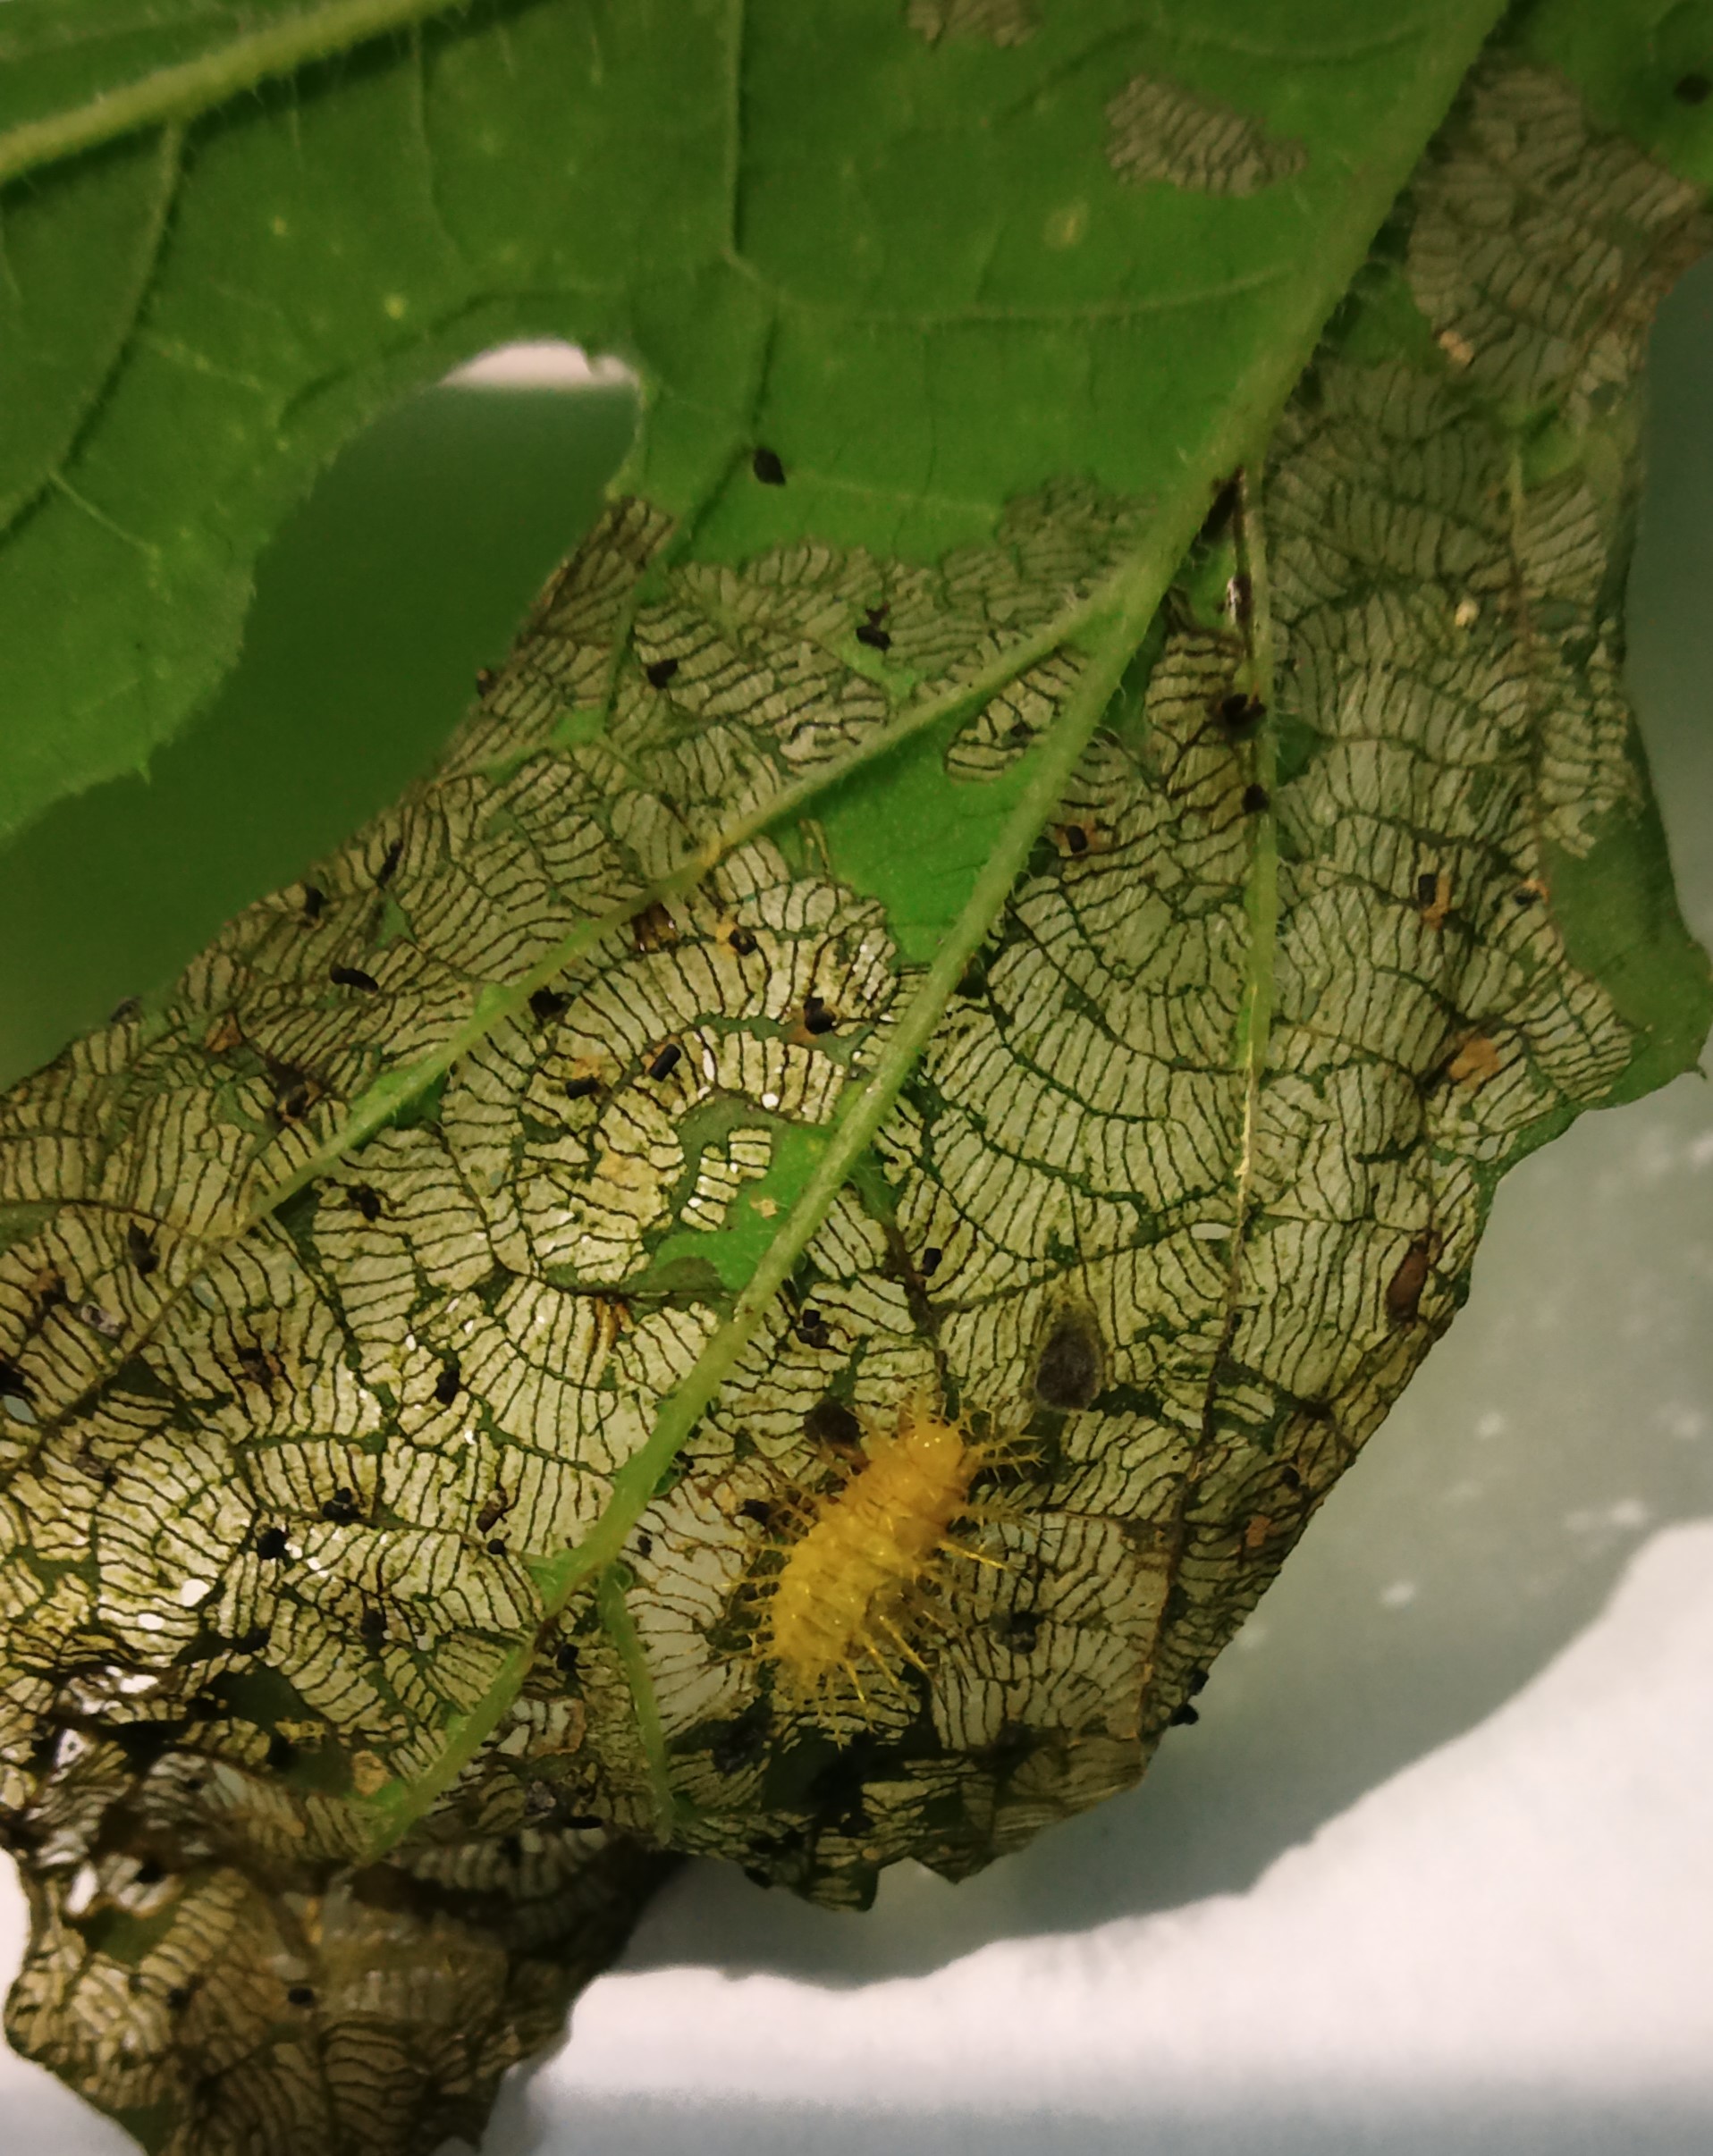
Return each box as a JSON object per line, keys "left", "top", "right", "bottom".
{"left": 804, "top": 1397, "right": 864, "bottom": 1454}
{"left": 330, "top": 965, "right": 380, "bottom": 992}
{"left": 646, "top": 1043, "right": 682, "bottom": 1082}
{"left": 435, "top": 1359, "right": 461, "bottom": 1407}
{"left": 266, "top": 1735, "right": 296, "bottom": 1771}
{"left": 645, "top": 656, "right": 680, "bottom": 688}
{"left": 485, "top": 1537, "right": 508, "bottom": 1556}
{"left": 269, "top": 1064, "right": 317, "bottom": 1124}
{"left": 752, "top": 446, "right": 786, "bottom": 485}
{"left": 1169, "top": 1701, "right": 1201, "bottom": 1727}
{"left": 738, "top": 1497, "right": 779, "bottom": 1529}
{"left": 286, "top": 1986, "right": 316, "bottom": 2009}
{"left": 530, "top": 987, "right": 570, "bottom": 1024}
{"left": 636, "top": 1533, "right": 653, "bottom": 1559}
{"left": 1385, "top": 1233, "right": 1438, "bottom": 1325}
{"left": 165, "top": 1986, "right": 191, "bottom": 2012}
{"left": 727, "top": 925, "right": 758, "bottom": 956}
{"left": 376, "top": 838, "right": 404, "bottom": 887}
{"left": 350, "top": 1183, "right": 382, "bottom": 1223}
{"left": 359, "top": 1606, "right": 386, "bottom": 1646}
{"left": 803, "top": 995, "right": 837, "bottom": 1035}
{"left": 237, "top": 1345, "right": 275, "bottom": 1389}
{"left": 0, "top": 1358, "right": 30, "bottom": 1402}
{"left": 134, "top": 1859, "right": 165, "bottom": 1886}
{"left": 707, "top": 1715, "right": 759, "bottom": 1767}
{"left": 476, "top": 667, "right": 496, "bottom": 694}
{"left": 709, "top": 1704, "right": 772, "bottom": 1774}
{"left": 1242, "top": 783, "right": 1270, "bottom": 814}
{"left": 1187, "top": 1667, "right": 1210, "bottom": 1697}
{"left": 565, "top": 1074, "right": 601, "bottom": 1101}
{"left": 632, "top": 901, "right": 679, "bottom": 953}
{"left": 1034, "top": 1306, "right": 1105, "bottom": 1411}
{"left": 1063, "top": 823, "right": 1089, "bottom": 855}
{"left": 920, "top": 1246, "right": 943, "bottom": 1276}
{"left": 555, "top": 1644, "right": 581, "bottom": 1675}
{"left": 256, "top": 1528, "right": 289, "bottom": 1562}
{"left": 1215, "top": 691, "right": 1265, "bottom": 737}
{"left": 855, "top": 620, "right": 891, "bottom": 652}
{"left": 300, "top": 885, "right": 325, "bottom": 922}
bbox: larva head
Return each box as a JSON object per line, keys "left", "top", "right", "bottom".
{"left": 874, "top": 1397, "right": 972, "bottom": 1481}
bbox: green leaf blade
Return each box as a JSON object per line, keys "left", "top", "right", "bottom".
{"left": 0, "top": 0, "right": 1504, "bottom": 839}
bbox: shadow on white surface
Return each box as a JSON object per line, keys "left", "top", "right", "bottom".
{"left": 489, "top": 2102, "right": 1713, "bottom": 2156}
{"left": 485, "top": 1520, "right": 1713, "bottom": 2153}
{"left": 5, "top": 1520, "right": 1710, "bottom": 2153}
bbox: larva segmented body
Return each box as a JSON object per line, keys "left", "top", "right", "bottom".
{"left": 763, "top": 1401, "right": 982, "bottom": 1705}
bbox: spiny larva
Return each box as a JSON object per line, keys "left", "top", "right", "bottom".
{"left": 762, "top": 1398, "right": 1007, "bottom": 1707}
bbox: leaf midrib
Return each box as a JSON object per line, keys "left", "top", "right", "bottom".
{"left": 349, "top": 0, "right": 1512, "bottom": 1854}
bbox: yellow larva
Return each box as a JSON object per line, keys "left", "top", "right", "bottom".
{"left": 762, "top": 1400, "right": 985, "bottom": 1706}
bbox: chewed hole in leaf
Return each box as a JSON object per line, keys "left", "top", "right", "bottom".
{"left": 443, "top": 341, "right": 637, "bottom": 392}
{"left": 0, "top": 356, "right": 638, "bottom": 1091}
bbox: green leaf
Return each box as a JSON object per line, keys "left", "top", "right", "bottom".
{"left": 2, "top": 5, "right": 1711, "bottom": 2154}
{"left": 0, "top": 0, "right": 1507, "bottom": 842}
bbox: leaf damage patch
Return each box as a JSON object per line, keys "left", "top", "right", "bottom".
{"left": 907, "top": 0, "right": 1035, "bottom": 48}
{"left": 0, "top": 38, "right": 1709, "bottom": 2156}
{"left": 1107, "top": 74, "right": 1308, "bottom": 198}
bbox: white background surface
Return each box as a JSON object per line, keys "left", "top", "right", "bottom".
{"left": 4, "top": 272, "right": 1710, "bottom": 2156}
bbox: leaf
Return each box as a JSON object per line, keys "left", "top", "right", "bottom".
{"left": 0, "top": 0, "right": 1503, "bottom": 843}
{"left": 2, "top": 5, "right": 1711, "bottom": 2155}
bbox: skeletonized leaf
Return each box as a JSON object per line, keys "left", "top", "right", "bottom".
{"left": 1, "top": 7, "right": 1710, "bottom": 2156}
